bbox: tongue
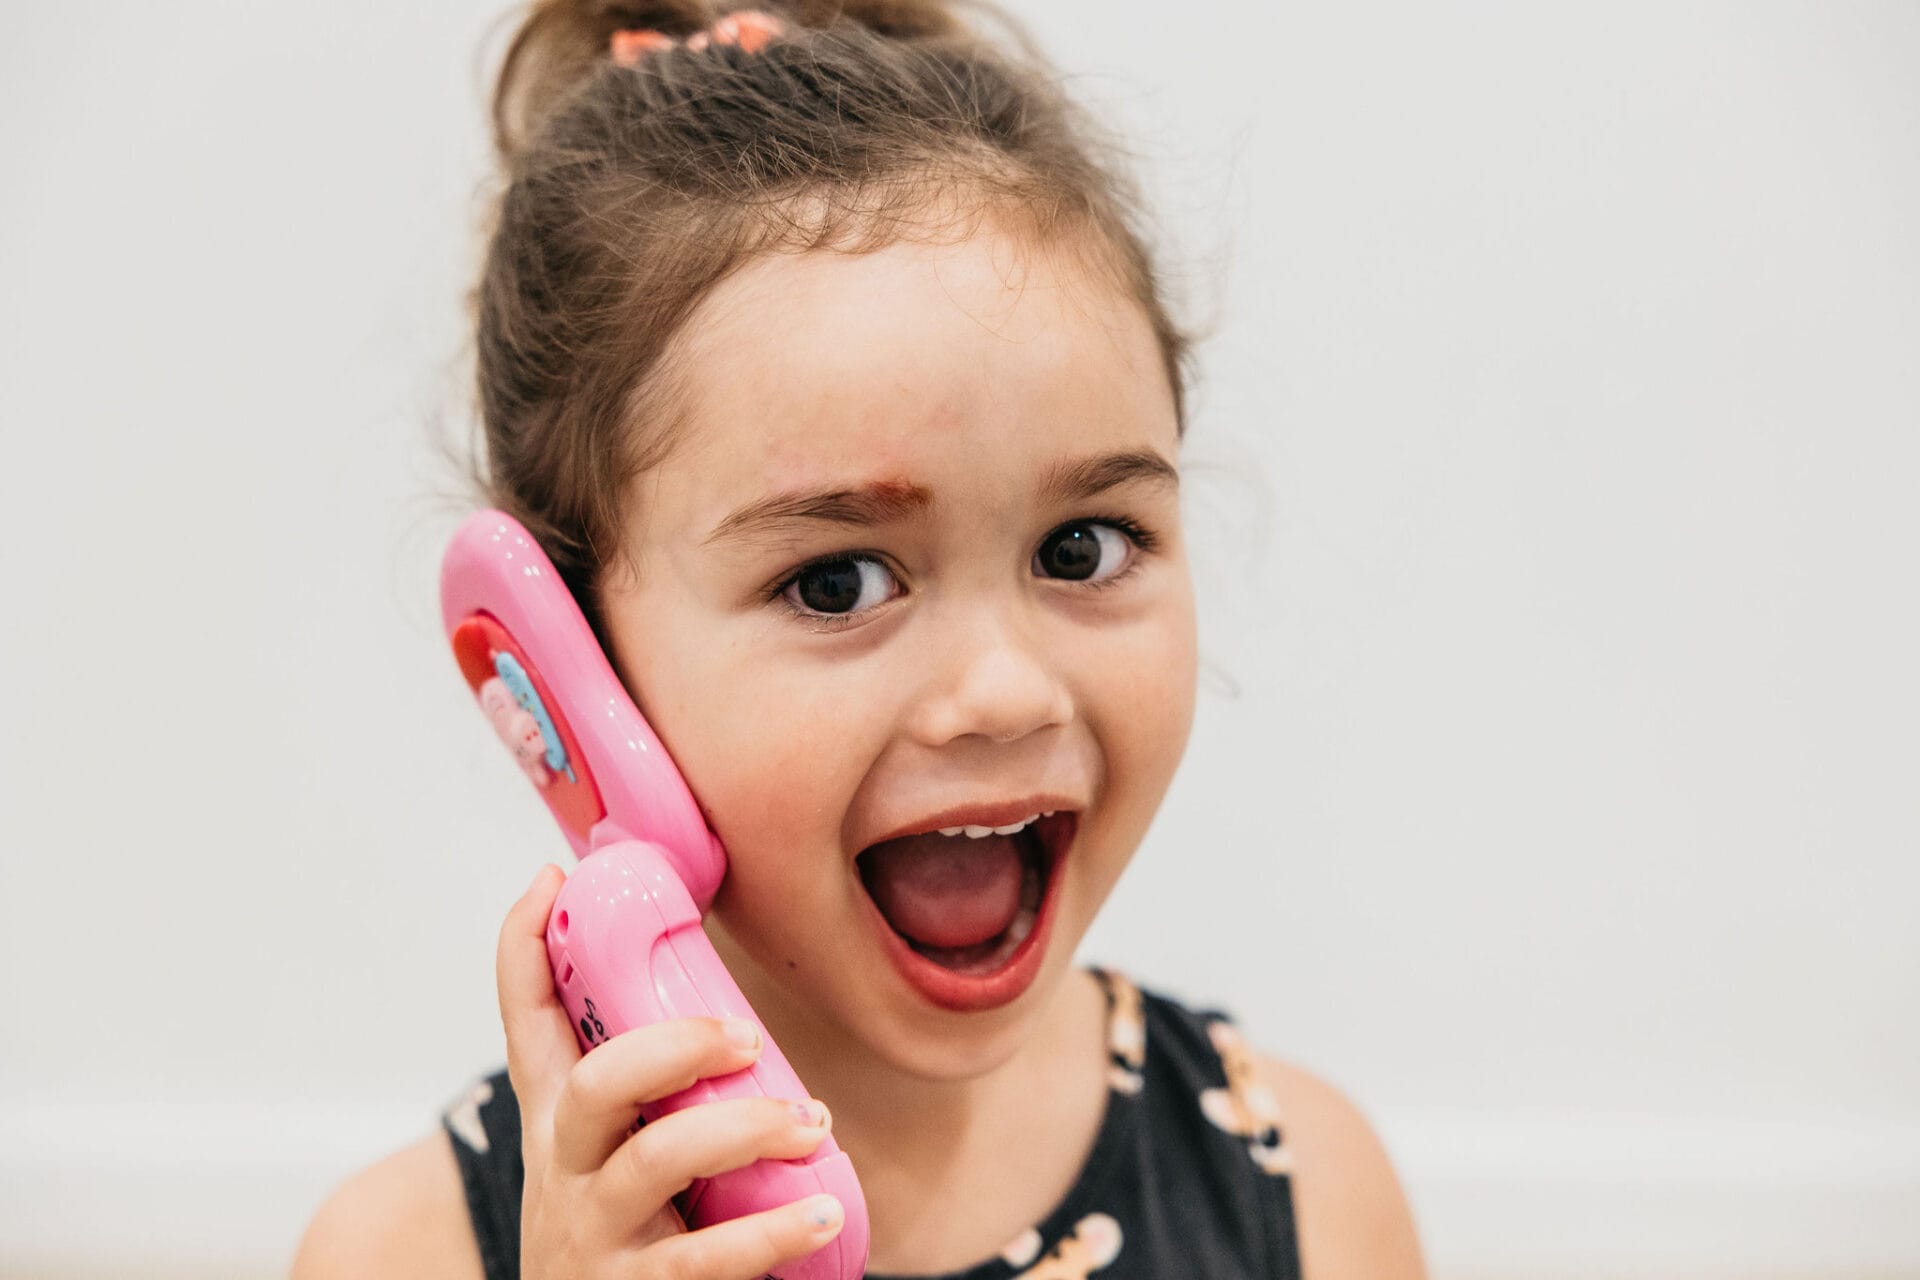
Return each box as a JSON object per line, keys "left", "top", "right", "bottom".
{"left": 860, "top": 833, "right": 1025, "bottom": 949}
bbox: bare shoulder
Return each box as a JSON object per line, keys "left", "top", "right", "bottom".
{"left": 289, "top": 1130, "right": 485, "bottom": 1280}
{"left": 1253, "top": 1052, "right": 1427, "bottom": 1280}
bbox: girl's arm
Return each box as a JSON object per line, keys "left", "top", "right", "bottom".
{"left": 1259, "top": 1056, "right": 1428, "bottom": 1280}
{"left": 289, "top": 1132, "right": 482, "bottom": 1280}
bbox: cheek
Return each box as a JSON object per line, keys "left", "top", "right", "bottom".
{"left": 650, "top": 658, "right": 876, "bottom": 873}
{"left": 607, "top": 571, "right": 874, "bottom": 880}
{"left": 714, "top": 732, "right": 844, "bottom": 848}
{"left": 1096, "top": 590, "right": 1199, "bottom": 822}
{"left": 691, "top": 692, "right": 874, "bottom": 971}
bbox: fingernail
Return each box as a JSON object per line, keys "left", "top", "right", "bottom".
{"left": 802, "top": 1194, "right": 843, "bottom": 1232}
{"left": 791, "top": 1098, "right": 826, "bottom": 1127}
{"left": 724, "top": 1018, "right": 762, "bottom": 1055}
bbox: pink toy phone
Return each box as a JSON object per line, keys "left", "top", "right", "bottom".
{"left": 441, "top": 510, "right": 868, "bottom": 1280}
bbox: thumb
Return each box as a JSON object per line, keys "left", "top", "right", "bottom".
{"left": 495, "top": 862, "right": 579, "bottom": 1170}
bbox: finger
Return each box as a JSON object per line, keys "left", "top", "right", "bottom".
{"left": 551, "top": 1015, "right": 763, "bottom": 1175}
{"left": 594, "top": 1095, "right": 831, "bottom": 1216}
{"left": 495, "top": 863, "right": 578, "bottom": 1165}
{"left": 637, "top": 1193, "right": 845, "bottom": 1280}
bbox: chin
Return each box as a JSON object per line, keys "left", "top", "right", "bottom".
{"left": 860, "top": 943, "right": 1087, "bottom": 1083}
{"left": 710, "top": 892, "right": 1088, "bottom": 1087}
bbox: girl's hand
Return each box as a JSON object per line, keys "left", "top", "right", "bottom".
{"left": 497, "top": 864, "right": 846, "bottom": 1279}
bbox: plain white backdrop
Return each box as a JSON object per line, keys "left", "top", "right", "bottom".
{"left": 2, "top": 2, "right": 1916, "bottom": 1277}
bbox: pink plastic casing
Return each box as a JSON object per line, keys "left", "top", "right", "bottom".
{"left": 440, "top": 511, "right": 868, "bottom": 1280}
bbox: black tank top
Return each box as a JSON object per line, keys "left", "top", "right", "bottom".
{"left": 441, "top": 968, "right": 1302, "bottom": 1278}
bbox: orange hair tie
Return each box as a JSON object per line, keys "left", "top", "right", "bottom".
{"left": 687, "top": 10, "right": 786, "bottom": 53}
{"left": 610, "top": 10, "right": 786, "bottom": 65}
{"left": 609, "top": 28, "right": 675, "bottom": 67}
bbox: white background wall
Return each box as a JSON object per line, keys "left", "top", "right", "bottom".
{"left": 3, "top": 2, "right": 1915, "bottom": 1277}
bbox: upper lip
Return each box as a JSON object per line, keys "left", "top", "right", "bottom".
{"left": 862, "top": 795, "right": 1081, "bottom": 849}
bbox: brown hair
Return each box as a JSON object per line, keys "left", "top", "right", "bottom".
{"left": 468, "top": 0, "right": 1193, "bottom": 645}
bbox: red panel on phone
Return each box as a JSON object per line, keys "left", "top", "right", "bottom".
{"left": 451, "top": 612, "right": 606, "bottom": 840}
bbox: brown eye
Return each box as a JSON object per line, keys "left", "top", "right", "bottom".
{"left": 1034, "top": 522, "right": 1130, "bottom": 583}
{"left": 783, "top": 555, "right": 897, "bottom": 616}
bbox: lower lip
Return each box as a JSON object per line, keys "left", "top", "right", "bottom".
{"left": 857, "top": 815, "right": 1073, "bottom": 1013}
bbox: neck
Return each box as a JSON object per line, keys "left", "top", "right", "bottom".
{"left": 703, "top": 917, "right": 1059, "bottom": 1153}
{"left": 703, "top": 920, "right": 1110, "bottom": 1271}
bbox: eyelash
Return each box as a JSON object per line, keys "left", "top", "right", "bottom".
{"left": 767, "top": 515, "right": 1163, "bottom": 634}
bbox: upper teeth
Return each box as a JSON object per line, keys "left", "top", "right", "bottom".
{"left": 937, "top": 811, "right": 1054, "bottom": 838}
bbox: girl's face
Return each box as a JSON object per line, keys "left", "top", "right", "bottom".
{"left": 599, "top": 223, "right": 1196, "bottom": 1080}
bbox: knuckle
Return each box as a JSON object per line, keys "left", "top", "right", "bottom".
{"left": 556, "top": 1059, "right": 603, "bottom": 1126}
{"left": 753, "top": 1209, "right": 787, "bottom": 1260}
{"left": 622, "top": 1105, "right": 709, "bottom": 1180}
{"left": 651, "top": 1019, "right": 719, "bottom": 1086}
{"left": 617, "top": 1122, "right": 672, "bottom": 1192}
{"left": 662, "top": 1015, "right": 710, "bottom": 1058}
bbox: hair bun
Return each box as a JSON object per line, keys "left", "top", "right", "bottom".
{"left": 493, "top": 1, "right": 968, "bottom": 164}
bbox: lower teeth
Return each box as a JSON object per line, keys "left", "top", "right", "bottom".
{"left": 1004, "top": 906, "right": 1034, "bottom": 947}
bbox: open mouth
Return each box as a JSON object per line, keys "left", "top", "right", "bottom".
{"left": 854, "top": 812, "right": 1074, "bottom": 1006}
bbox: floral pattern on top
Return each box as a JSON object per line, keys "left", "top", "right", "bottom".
{"left": 1198, "top": 1018, "right": 1291, "bottom": 1175}
{"left": 1009, "top": 1212, "right": 1123, "bottom": 1280}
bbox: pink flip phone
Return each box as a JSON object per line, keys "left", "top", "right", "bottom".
{"left": 441, "top": 510, "right": 869, "bottom": 1280}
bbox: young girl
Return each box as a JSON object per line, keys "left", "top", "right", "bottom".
{"left": 295, "top": 2, "right": 1423, "bottom": 1276}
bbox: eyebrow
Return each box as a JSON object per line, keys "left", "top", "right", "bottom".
{"left": 703, "top": 448, "right": 1179, "bottom": 549}
{"left": 1041, "top": 449, "right": 1180, "bottom": 506}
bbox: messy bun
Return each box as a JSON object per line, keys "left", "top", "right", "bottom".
{"left": 469, "top": 0, "right": 1192, "bottom": 648}
{"left": 494, "top": 1, "right": 967, "bottom": 161}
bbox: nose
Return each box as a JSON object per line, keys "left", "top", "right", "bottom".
{"left": 907, "top": 609, "right": 1076, "bottom": 747}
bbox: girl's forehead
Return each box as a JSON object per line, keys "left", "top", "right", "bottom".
{"left": 657, "top": 231, "right": 1176, "bottom": 518}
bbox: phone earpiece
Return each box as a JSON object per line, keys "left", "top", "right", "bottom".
{"left": 440, "top": 513, "right": 725, "bottom": 904}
